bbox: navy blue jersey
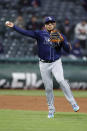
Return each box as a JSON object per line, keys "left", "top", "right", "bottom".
{"left": 13, "top": 25, "right": 70, "bottom": 61}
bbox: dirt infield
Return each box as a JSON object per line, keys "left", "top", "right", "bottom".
{"left": 0, "top": 96, "right": 87, "bottom": 113}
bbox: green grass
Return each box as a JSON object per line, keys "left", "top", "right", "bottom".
{"left": 0, "top": 90, "right": 87, "bottom": 131}
{"left": 0, "top": 110, "right": 87, "bottom": 131}
{"left": 0, "top": 89, "right": 87, "bottom": 97}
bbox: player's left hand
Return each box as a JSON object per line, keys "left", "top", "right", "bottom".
{"left": 49, "top": 30, "right": 64, "bottom": 48}
{"left": 50, "top": 30, "right": 64, "bottom": 43}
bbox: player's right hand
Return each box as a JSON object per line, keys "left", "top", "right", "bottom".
{"left": 5, "top": 21, "right": 14, "bottom": 28}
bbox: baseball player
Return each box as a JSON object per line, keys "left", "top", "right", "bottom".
{"left": 5, "top": 16, "right": 79, "bottom": 118}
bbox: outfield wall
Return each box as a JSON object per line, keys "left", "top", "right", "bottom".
{"left": 0, "top": 57, "right": 87, "bottom": 89}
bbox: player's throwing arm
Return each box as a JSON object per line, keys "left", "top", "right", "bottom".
{"left": 5, "top": 21, "right": 14, "bottom": 28}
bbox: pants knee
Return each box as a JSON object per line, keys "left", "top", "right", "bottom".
{"left": 45, "top": 87, "right": 52, "bottom": 93}
{"left": 59, "top": 80, "right": 70, "bottom": 89}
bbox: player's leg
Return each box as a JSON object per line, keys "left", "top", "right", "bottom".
{"left": 39, "top": 61, "right": 55, "bottom": 118}
{"left": 59, "top": 80, "right": 79, "bottom": 112}
{"left": 52, "top": 59, "right": 79, "bottom": 112}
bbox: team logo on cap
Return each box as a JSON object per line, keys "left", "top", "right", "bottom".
{"left": 48, "top": 17, "right": 52, "bottom": 20}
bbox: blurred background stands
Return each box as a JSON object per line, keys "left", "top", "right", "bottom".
{"left": 0, "top": 0, "right": 87, "bottom": 59}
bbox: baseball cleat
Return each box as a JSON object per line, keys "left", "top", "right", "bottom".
{"left": 72, "top": 104, "right": 80, "bottom": 112}
{"left": 48, "top": 112, "right": 54, "bottom": 118}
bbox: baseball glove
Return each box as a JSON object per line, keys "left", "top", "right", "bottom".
{"left": 50, "top": 30, "right": 64, "bottom": 44}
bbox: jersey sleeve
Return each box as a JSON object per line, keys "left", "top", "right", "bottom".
{"left": 13, "top": 25, "right": 40, "bottom": 39}
{"left": 62, "top": 34, "right": 71, "bottom": 53}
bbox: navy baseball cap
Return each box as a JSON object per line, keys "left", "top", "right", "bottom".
{"left": 45, "top": 16, "right": 56, "bottom": 24}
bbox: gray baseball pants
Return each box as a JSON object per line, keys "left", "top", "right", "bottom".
{"left": 39, "top": 59, "right": 77, "bottom": 112}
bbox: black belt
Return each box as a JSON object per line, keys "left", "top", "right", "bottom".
{"left": 40, "top": 59, "right": 57, "bottom": 63}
